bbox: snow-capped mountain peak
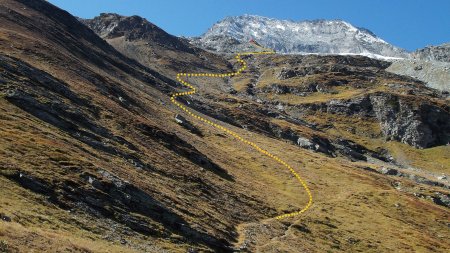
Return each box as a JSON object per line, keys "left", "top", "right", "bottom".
{"left": 192, "top": 15, "right": 406, "bottom": 57}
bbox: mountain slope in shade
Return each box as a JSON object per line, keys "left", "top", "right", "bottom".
{"left": 191, "top": 14, "right": 407, "bottom": 57}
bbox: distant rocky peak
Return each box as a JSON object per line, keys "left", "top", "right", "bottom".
{"left": 82, "top": 13, "right": 190, "bottom": 50}
{"left": 83, "top": 13, "right": 165, "bottom": 41}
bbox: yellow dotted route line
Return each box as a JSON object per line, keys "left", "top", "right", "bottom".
{"left": 170, "top": 46, "right": 312, "bottom": 219}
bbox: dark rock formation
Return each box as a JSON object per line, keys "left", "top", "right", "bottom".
{"left": 0, "top": 213, "right": 12, "bottom": 222}
{"left": 432, "top": 192, "right": 450, "bottom": 208}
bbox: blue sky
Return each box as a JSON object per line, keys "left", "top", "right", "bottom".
{"left": 48, "top": 0, "right": 449, "bottom": 51}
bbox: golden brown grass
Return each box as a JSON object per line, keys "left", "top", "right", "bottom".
{"left": 386, "top": 142, "right": 450, "bottom": 174}
{"left": 0, "top": 222, "right": 138, "bottom": 253}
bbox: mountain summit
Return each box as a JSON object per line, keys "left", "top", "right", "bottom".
{"left": 192, "top": 14, "right": 407, "bottom": 57}
{"left": 81, "top": 13, "right": 191, "bottom": 51}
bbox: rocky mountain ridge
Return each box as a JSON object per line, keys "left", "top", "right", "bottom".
{"left": 191, "top": 14, "right": 408, "bottom": 58}
{"left": 81, "top": 13, "right": 192, "bottom": 52}
{"left": 81, "top": 13, "right": 231, "bottom": 79}
{"left": 412, "top": 42, "right": 450, "bottom": 63}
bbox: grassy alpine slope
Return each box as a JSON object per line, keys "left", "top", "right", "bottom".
{"left": 0, "top": 0, "right": 449, "bottom": 252}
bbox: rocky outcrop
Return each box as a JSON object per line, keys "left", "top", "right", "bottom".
{"left": 276, "top": 56, "right": 391, "bottom": 79}
{"left": 412, "top": 43, "right": 450, "bottom": 63}
{"left": 185, "top": 97, "right": 396, "bottom": 161}
{"left": 432, "top": 192, "right": 450, "bottom": 208}
{"left": 298, "top": 92, "right": 450, "bottom": 148}
{"left": 256, "top": 54, "right": 409, "bottom": 95}
{"left": 190, "top": 34, "right": 247, "bottom": 53}
{"left": 261, "top": 83, "right": 321, "bottom": 96}
{"left": 369, "top": 93, "right": 449, "bottom": 148}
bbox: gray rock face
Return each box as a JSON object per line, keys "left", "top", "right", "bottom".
{"left": 300, "top": 92, "right": 450, "bottom": 149}
{"left": 386, "top": 43, "right": 450, "bottom": 92}
{"left": 387, "top": 59, "right": 450, "bottom": 92}
{"left": 412, "top": 43, "right": 450, "bottom": 63}
{"left": 191, "top": 15, "right": 407, "bottom": 57}
{"left": 369, "top": 93, "right": 449, "bottom": 148}
{"left": 297, "top": 137, "right": 314, "bottom": 149}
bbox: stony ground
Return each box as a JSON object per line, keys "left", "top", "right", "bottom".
{"left": 387, "top": 58, "right": 450, "bottom": 92}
